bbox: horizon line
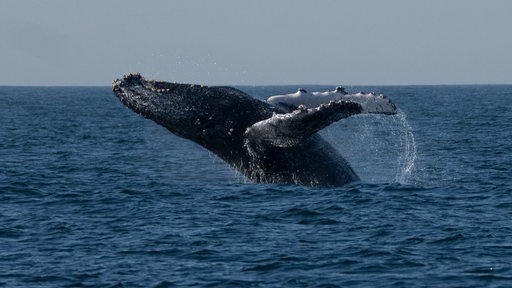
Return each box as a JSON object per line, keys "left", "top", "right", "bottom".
{"left": 2, "top": 82, "right": 512, "bottom": 88}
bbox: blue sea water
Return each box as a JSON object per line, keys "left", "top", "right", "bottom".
{"left": 0, "top": 84, "right": 511, "bottom": 287}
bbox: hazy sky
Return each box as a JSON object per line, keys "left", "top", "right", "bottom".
{"left": 1, "top": 0, "right": 511, "bottom": 86}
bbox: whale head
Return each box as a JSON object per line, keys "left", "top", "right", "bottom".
{"left": 112, "top": 73, "right": 274, "bottom": 153}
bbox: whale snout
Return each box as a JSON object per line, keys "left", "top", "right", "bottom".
{"left": 112, "top": 72, "right": 167, "bottom": 122}
{"left": 112, "top": 73, "right": 208, "bottom": 139}
{"left": 112, "top": 73, "right": 144, "bottom": 94}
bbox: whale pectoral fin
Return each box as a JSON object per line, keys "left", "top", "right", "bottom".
{"left": 245, "top": 101, "right": 362, "bottom": 147}
{"left": 341, "top": 94, "right": 397, "bottom": 115}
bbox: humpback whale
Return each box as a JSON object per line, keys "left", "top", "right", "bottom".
{"left": 112, "top": 73, "right": 397, "bottom": 187}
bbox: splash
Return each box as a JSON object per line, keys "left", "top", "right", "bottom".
{"left": 391, "top": 109, "right": 417, "bottom": 184}
{"left": 321, "top": 108, "right": 417, "bottom": 185}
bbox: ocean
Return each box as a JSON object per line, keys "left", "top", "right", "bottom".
{"left": 0, "top": 84, "right": 511, "bottom": 287}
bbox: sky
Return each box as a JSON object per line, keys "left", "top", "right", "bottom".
{"left": 1, "top": 0, "right": 511, "bottom": 86}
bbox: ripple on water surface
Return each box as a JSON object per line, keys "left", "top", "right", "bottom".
{"left": 1, "top": 86, "right": 511, "bottom": 287}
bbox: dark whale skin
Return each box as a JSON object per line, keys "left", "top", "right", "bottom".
{"left": 112, "top": 73, "right": 365, "bottom": 187}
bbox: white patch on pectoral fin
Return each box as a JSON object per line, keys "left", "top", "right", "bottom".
{"left": 267, "top": 87, "right": 397, "bottom": 115}
{"left": 341, "top": 93, "right": 397, "bottom": 114}
{"left": 244, "top": 101, "right": 362, "bottom": 148}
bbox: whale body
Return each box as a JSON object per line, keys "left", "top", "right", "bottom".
{"left": 112, "top": 73, "right": 397, "bottom": 187}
